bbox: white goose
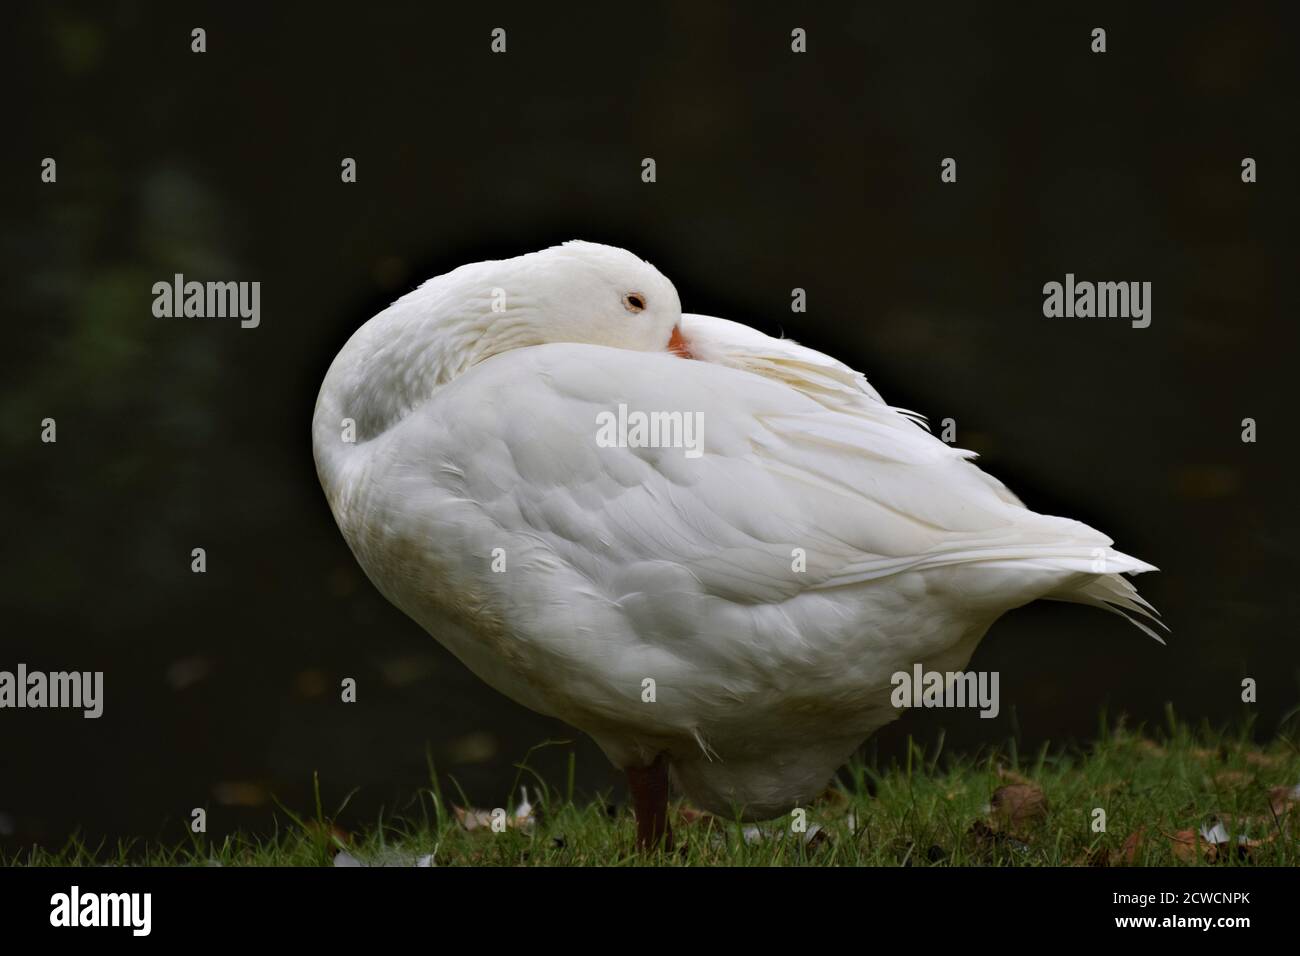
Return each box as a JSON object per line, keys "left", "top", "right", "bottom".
{"left": 312, "top": 241, "right": 1160, "bottom": 848}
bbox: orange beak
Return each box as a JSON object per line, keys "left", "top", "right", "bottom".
{"left": 668, "top": 325, "right": 693, "bottom": 359}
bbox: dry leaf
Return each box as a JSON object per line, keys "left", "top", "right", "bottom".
{"left": 815, "top": 787, "right": 850, "bottom": 808}
{"left": 1196, "top": 818, "right": 1273, "bottom": 862}
{"left": 452, "top": 787, "right": 536, "bottom": 832}
{"left": 676, "top": 806, "right": 714, "bottom": 826}
{"left": 1168, "top": 828, "right": 1213, "bottom": 863}
{"left": 1158, "top": 817, "right": 1274, "bottom": 864}
{"left": 1118, "top": 828, "right": 1148, "bottom": 864}
{"left": 303, "top": 820, "right": 352, "bottom": 850}
{"left": 990, "top": 784, "right": 1048, "bottom": 829}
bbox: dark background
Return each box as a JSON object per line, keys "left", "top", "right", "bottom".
{"left": 3, "top": 1, "right": 1297, "bottom": 851}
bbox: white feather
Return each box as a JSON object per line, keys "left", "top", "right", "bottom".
{"left": 313, "top": 242, "right": 1161, "bottom": 819}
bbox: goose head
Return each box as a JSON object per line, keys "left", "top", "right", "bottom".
{"left": 508, "top": 240, "right": 683, "bottom": 355}
{"left": 315, "top": 241, "right": 684, "bottom": 451}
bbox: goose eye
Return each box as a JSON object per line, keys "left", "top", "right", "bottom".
{"left": 622, "top": 292, "right": 646, "bottom": 313}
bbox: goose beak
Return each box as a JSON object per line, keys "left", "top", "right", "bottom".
{"left": 668, "top": 325, "right": 693, "bottom": 359}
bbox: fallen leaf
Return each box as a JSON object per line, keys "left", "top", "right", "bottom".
{"left": 1117, "top": 829, "right": 1148, "bottom": 864}
{"left": 815, "top": 787, "right": 850, "bottom": 808}
{"left": 1168, "top": 828, "right": 1213, "bottom": 863}
{"left": 1157, "top": 818, "right": 1273, "bottom": 864}
{"left": 995, "top": 766, "right": 1033, "bottom": 786}
{"left": 677, "top": 806, "right": 713, "bottom": 826}
{"left": 451, "top": 787, "right": 536, "bottom": 832}
{"left": 303, "top": 820, "right": 352, "bottom": 850}
{"left": 990, "top": 784, "right": 1048, "bottom": 829}
{"left": 1196, "top": 818, "right": 1273, "bottom": 862}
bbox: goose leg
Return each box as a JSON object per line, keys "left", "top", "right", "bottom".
{"left": 626, "top": 754, "right": 673, "bottom": 852}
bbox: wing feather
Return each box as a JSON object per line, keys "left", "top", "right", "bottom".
{"left": 413, "top": 339, "right": 1153, "bottom": 617}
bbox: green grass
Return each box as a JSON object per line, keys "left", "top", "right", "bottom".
{"left": 9, "top": 708, "right": 1300, "bottom": 866}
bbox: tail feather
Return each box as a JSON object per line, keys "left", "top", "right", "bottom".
{"left": 1047, "top": 563, "right": 1167, "bottom": 644}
